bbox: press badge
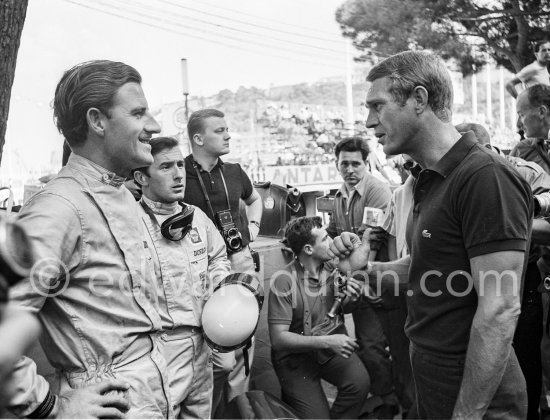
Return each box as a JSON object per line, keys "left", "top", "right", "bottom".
{"left": 363, "top": 207, "right": 385, "bottom": 227}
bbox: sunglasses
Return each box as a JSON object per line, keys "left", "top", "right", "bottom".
{"left": 160, "top": 204, "right": 195, "bottom": 241}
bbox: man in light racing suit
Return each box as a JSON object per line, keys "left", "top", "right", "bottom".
{"left": 133, "top": 136, "right": 230, "bottom": 418}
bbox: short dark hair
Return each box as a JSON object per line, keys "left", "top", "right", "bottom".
{"left": 367, "top": 51, "right": 453, "bottom": 122}
{"left": 534, "top": 40, "right": 550, "bottom": 53}
{"left": 335, "top": 137, "right": 370, "bottom": 161}
{"left": 53, "top": 60, "right": 142, "bottom": 147}
{"left": 187, "top": 108, "right": 225, "bottom": 140}
{"left": 283, "top": 216, "right": 322, "bottom": 256}
{"left": 455, "top": 122, "right": 491, "bottom": 145}
{"left": 524, "top": 84, "right": 550, "bottom": 109}
{"left": 133, "top": 136, "right": 179, "bottom": 176}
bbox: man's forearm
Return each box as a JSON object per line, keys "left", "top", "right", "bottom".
{"left": 451, "top": 308, "right": 519, "bottom": 419}
{"left": 505, "top": 81, "right": 518, "bottom": 99}
{"left": 272, "top": 330, "right": 329, "bottom": 353}
{"left": 245, "top": 196, "right": 262, "bottom": 224}
{"left": 369, "top": 255, "right": 411, "bottom": 287}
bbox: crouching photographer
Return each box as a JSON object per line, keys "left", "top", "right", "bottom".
{"left": 184, "top": 108, "right": 263, "bottom": 418}
{"left": 0, "top": 215, "right": 40, "bottom": 411}
{"left": 269, "top": 216, "right": 369, "bottom": 419}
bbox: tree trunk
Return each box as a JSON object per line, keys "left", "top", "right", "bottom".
{"left": 512, "top": 0, "right": 532, "bottom": 72}
{"left": 0, "top": 0, "right": 29, "bottom": 166}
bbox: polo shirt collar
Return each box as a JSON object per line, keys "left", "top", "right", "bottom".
{"left": 337, "top": 171, "right": 368, "bottom": 199}
{"left": 189, "top": 156, "right": 225, "bottom": 173}
{"left": 430, "top": 132, "right": 478, "bottom": 178}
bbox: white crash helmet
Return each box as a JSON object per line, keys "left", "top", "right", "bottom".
{"left": 202, "top": 273, "right": 264, "bottom": 351}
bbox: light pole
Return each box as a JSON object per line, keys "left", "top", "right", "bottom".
{"left": 180, "top": 58, "right": 190, "bottom": 152}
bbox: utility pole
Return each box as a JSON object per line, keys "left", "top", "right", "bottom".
{"left": 471, "top": 73, "right": 478, "bottom": 120}
{"left": 180, "top": 58, "right": 190, "bottom": 153}
{"left": 345, "top": 40, "right": 354, "bottom": 134}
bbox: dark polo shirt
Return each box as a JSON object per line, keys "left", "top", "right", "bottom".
{"left": 184, "top": 155, "right": 254, "bottom": 247}
{"left": 405, "top": 132, "right": 533, "bottom": 355}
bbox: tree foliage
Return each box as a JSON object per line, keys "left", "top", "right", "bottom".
{"left": 0, "top": 0, "right": 28, "bottom": 165}
{"left": 335, "top": 0, "right": 550, "bottom": 74}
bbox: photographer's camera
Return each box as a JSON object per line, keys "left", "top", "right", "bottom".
{"left": 215, "top": 210, "right": 243, "bottom": 254}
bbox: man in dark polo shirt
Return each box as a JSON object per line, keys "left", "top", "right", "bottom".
{"left": 329, "top": 51, "right": 531, "bottom": 419}
{"left": 184, "top": 108, "right": 262, "bottom": 418}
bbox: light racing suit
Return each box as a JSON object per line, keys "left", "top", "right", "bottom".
{"left": 138, "top": 196, "right": 230, "bottom": 418}
{"left": 6, "top": 154, "right": 180, "bottom": 418}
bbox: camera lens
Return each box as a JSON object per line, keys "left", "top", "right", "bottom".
{"left": 228, "top": 236, "right": 242, "bottom": 251}
{"left": 335, "top": 273, "right": 347, "bottom": 288}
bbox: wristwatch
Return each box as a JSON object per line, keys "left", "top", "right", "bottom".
{"left": 250, "top": 220, "right": 260, "bottom": 228}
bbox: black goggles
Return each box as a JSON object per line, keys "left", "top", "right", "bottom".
{"left": 160, "top": 204, "right": 195, "bottom": 241}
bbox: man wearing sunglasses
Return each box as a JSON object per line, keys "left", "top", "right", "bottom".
{"left": 133, "top": 136, "right": 230, "bottom": 418}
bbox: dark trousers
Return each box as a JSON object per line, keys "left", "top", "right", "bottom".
{"left": 513, "top": 260, "right": 543, "bottom": 420}
{"left": 377, "top": 295, "right": 416, "bottom": 416}
{"left": 272, "top": 351, "right": 370, "bottom": 419}
{"left": 542, "top": 293, "right": 550, "bottom": 420}
{"left": 411, "top": 345, "right": 527, "bottom": 419}
{"left": 353, "top": 300, "right": 394, "bottom": 396}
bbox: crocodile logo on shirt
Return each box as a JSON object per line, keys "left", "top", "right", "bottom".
{"left": 422, "top": 229, "right": 431, "bottom": 238}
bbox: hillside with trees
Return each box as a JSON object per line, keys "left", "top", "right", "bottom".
{"left": 190, "top": 80, "right": 368, "bottom": 133}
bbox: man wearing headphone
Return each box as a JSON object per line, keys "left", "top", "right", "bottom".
{"left": 134, "top": 136, "right": 230, "bottom": 418}
{"left": 184, "top": 109, "right": 263, "bottom": 417}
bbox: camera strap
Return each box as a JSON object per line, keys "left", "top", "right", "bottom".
{"left": 192, "top": 158, "right": 232, "bottom": 220}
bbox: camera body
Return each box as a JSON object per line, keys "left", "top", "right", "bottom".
{"left": 334, "top": 272, "right": 348, "bottom": 291}
{"left": 215, "top": 210, "right": 243, "bottom": 254}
